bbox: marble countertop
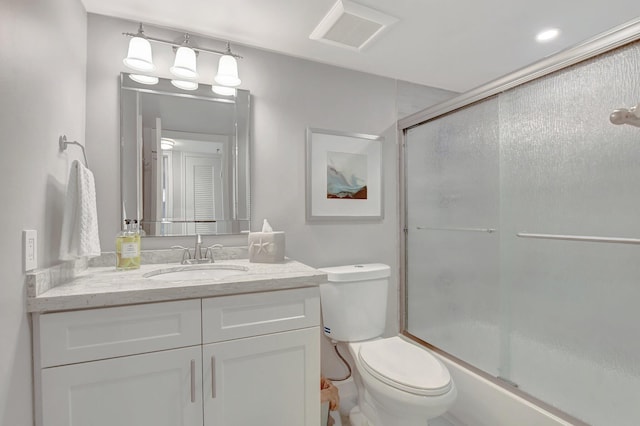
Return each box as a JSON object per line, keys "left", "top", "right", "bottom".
{"left": 27, "top": 258, "right": 327, "bottom": 313}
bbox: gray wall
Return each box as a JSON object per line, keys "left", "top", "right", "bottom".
{"left": 0, "top": 0, "right": 87, "bottom": 423}
{"left": 0, "top": 7, "right": 455, "bottom": 423}
{"left": 85, "top": 13, "right": 455, "bottom": 376}
{"left": 86, "top": 14, "right": 455, "bottom": 377}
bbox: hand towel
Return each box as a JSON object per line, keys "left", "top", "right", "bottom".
{"left": 59, "top": 160, "right": 101, "bottom": 260}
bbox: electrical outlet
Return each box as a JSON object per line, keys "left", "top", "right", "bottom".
{"left": 23, "top": 230, "right": 37, "bottom": 271}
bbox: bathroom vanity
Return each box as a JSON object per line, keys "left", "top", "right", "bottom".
{"left": 27, "top": 254, "right": 325, "bottom": 426}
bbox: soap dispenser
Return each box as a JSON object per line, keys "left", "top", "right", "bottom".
{"left": 116, "top": 219, "right": 140, "bottom": 270}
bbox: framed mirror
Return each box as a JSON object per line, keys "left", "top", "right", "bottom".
{"left": 120, "top": 73, "right": 250, "bottom": 236}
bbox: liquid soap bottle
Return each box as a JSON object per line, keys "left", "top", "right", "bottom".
{"left": 116, "top": 219, "right": 140, "bottom": 270}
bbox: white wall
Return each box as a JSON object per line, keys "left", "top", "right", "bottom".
{"left": 0, "top": 0, "right": 87, "bottom": 423}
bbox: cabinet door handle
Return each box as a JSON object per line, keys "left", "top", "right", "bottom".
{"left": 211, "top": 356, "right": 216, "bottom": 398}
{"left": 190, "top": 359, "right": 196, "bottom": 403}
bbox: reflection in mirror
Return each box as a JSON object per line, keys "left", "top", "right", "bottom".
{"left": 120, "top": 73, "right": 250, "bottom": 236}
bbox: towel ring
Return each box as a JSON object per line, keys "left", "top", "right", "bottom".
{"left": 59, "top": 135, "right": 89, "bottom": 168}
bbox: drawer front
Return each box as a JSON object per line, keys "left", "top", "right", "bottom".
{"left": 39, "top": 299, "right": 201, "bottom": 367}
{"left": 202, "top": 287, "right": 320, "bottom": 344}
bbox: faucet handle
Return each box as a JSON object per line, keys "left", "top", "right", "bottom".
{"left": 204, "top": 244, "right": 224, "bottom": 262}
{"left": 171, "top": 245, "right": 192, "bottom": 264}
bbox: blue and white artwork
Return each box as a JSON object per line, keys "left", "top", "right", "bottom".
{"left": 326, "top": 151, "right": 368, "bottom": 199}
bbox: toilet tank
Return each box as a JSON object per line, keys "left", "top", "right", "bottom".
{"left": 318, "top": 264, "right": 390, "bottom": 342}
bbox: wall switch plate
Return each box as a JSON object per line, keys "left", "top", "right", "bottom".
{"left": 23, "top": 230, "right": 37, "bottom": 272}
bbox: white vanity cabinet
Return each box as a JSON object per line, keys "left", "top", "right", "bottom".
{"left": 201, "top": 288, "right": 321, "bottom": 426}
{"left": 40, "top": 346, "right": 203, "bottom": 426}
{"left": 35, "top": 299, "right": 203, "bottom": 426}
{"left": 33, "top": 287, "right": 321, "bottom": 426}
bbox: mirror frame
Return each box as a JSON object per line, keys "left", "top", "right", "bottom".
{"left": 119, "top": 73, "right": 251, "bottom": 236}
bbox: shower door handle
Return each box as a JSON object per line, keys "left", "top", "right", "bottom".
{"left": 517, "top": 232, "right": 640, "bottom": 245}
{"left": 190, "top": 359, "right": 196, "bottom": 403}
{"left": 417, "top": 226, "right": 496, "bottom": 233}
{"left": 211, "top": 355, "right": 216, "bottom": 398}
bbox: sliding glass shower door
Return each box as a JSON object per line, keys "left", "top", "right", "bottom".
{"left": 404, "top": 41, "right": 640, "bottom": 426}
{"left": 405, "top": 97, "right": 502, "bottom": 377}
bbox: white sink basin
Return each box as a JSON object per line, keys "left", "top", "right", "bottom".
{"left": 144, "top": 264, "right": 250, "bottom": 281}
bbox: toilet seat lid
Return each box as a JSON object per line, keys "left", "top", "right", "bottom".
{"left": 358, "top": 337, "right": 452, "bottom": 396}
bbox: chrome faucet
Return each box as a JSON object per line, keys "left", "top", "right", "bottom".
{"left": 194, "top": 234, "right": 204, "bottom": 261}
{"left": 205, "top": 244, "right": 224, "bottom": 262}
{"left": 188, "top": 234, "right": 212, "bottom": 264}
{"left": 171, "top": 235, "right": 223, "bottom": 264}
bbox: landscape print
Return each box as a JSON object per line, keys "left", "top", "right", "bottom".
{"left": 326, "top": 151, "right": 368, "bottom": 199}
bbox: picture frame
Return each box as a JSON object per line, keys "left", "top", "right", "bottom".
{"left": 306, "top": 128, "right": 384, "bottom": 221}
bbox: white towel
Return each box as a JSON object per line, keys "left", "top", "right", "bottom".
{"left": 59, "top": 160, "right": 101, "bottom": 260}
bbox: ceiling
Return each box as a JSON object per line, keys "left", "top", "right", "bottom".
{"left": 82, "top": 0, "right": 640, "bottom": 93}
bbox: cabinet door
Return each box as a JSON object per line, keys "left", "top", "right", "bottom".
{"left": 41, "top": 346, "right": 203, "bottom": 426}
{"left": 203, "top": 327, "right": 320, "bottom": 426}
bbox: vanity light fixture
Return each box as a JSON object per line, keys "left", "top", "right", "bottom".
{"left": 122, "top": 23, "right": 243, "bottom": 92}
{"left": 171, "top": 80, "right": 199, "bottom": 91}
{"left": 123, "top": 24, "right": 156, "bottom": 72}
{"left": 212, "top": 85, "right": 236, "bottom": 96}
{"left": 214, "top": 42, "right": 241, "bottom": 87}
{"left": 170, "top": 34, "right": 199, "bottom": 79}
{"left": 129, "top": 74, "right": 159, "bottom": 85}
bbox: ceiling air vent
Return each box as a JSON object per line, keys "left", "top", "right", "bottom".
{"left": 310, "top": 0, "right": 398, "bottom": 51}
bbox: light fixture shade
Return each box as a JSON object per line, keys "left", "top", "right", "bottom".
{"left": 170, "top": 46, "right": 198, "bottom": 79}
{"left": 123, "top": 36, "right": 155, "bottom": 72}
{"left": 214, "top": 54, "right": 241, "bottom": 87}
{"left": 160, "top": 138, "right": 176, "bottom": 150}
{"left": 212, "top": 85, "right": 236, "bottom": 96}
{"left": 171, "top": 80, "right": 199, "bottom": 91}
{"left": 129, "top": 74, "right": 159, "bottom": 85}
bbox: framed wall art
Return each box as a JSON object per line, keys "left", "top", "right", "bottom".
{"left": 306, "top": 128, "right": 383, "bottom": 221}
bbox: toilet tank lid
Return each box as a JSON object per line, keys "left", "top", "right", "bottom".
{"left": 318, "top": 264, "right": 390, "bottom": 282}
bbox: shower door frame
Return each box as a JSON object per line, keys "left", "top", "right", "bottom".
{"left": 397, "top": 17, "right": 640, "bottom": 425}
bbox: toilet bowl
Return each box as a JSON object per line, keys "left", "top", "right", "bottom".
{"left": 349, "top": 337, "right": 456, "bottom": 426}
{"left": 318, "top": 264, "right": 457, "bottom": 426}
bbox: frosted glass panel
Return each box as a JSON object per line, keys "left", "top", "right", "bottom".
{"left": 405, "top": 97, "right": 501, "bottom": 376}
{"left": 404, "top": 41, "right": 640, "bottom": 425}
{"left": 499, "top": 42, "right": 640, "bottom": 425}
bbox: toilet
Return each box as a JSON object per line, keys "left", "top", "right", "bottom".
{"left": 318, "top": 264, "right": 456, "bottom": 426}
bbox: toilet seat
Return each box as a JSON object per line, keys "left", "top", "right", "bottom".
{"left": 358, "top": 337, "right": 452, "bottom": 396}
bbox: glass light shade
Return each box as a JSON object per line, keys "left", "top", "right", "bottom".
{"left": 160, "top": 138, "right": 175, "bottom": 150}
{"left": 212, "top": 85, "right": 236, "bottom": 96}
{"left": 171, "top": 80, "right": 198, "bottom": 91}
{"left": 128, "top": 74, "right": 159, "bottom": 85}
{"left": 170, "top": 46, "right": 198, "bottom": 79}
{"left": 123, "top": 37, "right": 155, "bottom": 72}
{"left": 214, "top": 55, "right": 241, "bottom": 87}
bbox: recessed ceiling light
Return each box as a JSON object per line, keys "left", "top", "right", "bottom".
{"left": 536, "top": 28, "right": 560, "bottom": 42}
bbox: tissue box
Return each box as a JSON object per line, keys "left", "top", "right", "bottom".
{"left": 248, "top": 232, "right": 285, "bottom": 263}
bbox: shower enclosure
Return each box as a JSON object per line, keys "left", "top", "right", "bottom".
{"left": 400, "top": 21, "right": 640, "bottom": 426}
